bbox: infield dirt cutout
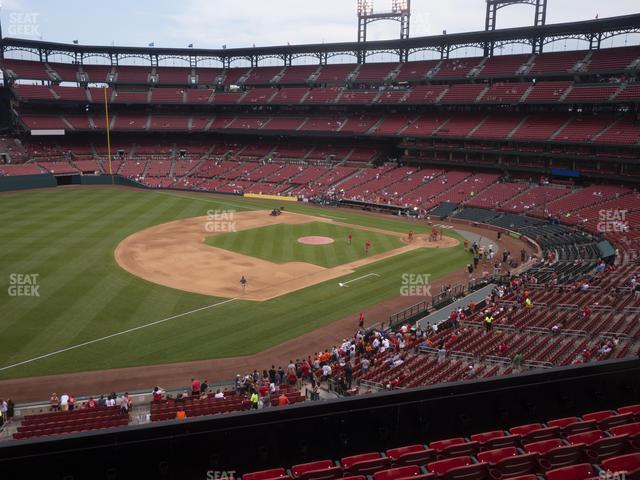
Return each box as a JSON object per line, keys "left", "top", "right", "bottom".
{"left": 114, "top": 210, "right": 459, "bottom": 301}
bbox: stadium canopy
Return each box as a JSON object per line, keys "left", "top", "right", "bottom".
{"left": 1, "top": 13, "right": 639, "bottom": 66}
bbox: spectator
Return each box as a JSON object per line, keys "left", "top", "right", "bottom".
{"left": 250, "top": 390, "right": 259, "bottom": 409}
{"left": 277, "top": 393, "right": 290, "bottom": 406}
{"left": 152, "top": 386, "right": 164, "bottom": 402}
{"left": 513, "top": 353, "right": 523, "bottom": 370}
{"left": 214, "top": 389, "right": 225, "bottom": 399}
{"left": 119, "top": 392, "right": 131, "bottom": 414}
{"left": 60, "top": 393, "right": 70, "bottom": 412}
{"left": 50, "top": 392, "right": 60, "bottom": 412}
{"left": 191, "top": 378, "right": 200, "bottom": 397}
{"left": 176, "top": 407, "right": 187, "bottom": 420}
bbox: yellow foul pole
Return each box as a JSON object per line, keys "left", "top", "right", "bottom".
{"left": 103, "top": 87, "right": 113, "bottom": 182}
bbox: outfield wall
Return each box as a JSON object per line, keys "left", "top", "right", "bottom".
{"left": 1, "top": 358, "right": 638, "bottom": 479}
{"left": 0, "top": 174, "right": 56, "bottom": 191}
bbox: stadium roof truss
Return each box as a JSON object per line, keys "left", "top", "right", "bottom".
{"left": 1, "top": 14, "right": 639, "bottom": 67}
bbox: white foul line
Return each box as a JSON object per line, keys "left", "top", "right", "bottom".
{"left": 0, "top": 298, "right": 238, "bottom": 373}
{"left": 338, "top": 273, "right": 381, "bottom": 288}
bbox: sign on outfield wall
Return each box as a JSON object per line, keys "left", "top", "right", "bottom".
{"left": 30, "top": 129, "right": 66, "bottom": 136}
{"left": 244, "top": 193, "right": 298, "bottom": 202}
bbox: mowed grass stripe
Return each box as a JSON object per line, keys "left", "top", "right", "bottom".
{"left": 0, "top": 193, "right": 187, "bottom": 359}
{"left": 0, "top": 192, "right": 211, "bottom": 362}
{"left": 205, "top": 221, "right": 405, "bottom": 268}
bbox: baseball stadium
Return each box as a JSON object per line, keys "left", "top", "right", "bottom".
{"left": 0, "top": 1, "right": 640, "bottom": 479}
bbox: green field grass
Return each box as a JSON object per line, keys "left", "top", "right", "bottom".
{"left": 205, "top": 221, "right": 405, "bottom": 268}
{"left": 0, "top": 188, "right": 470, "bottom": 380}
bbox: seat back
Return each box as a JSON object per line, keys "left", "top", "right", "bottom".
{"left": 509, "top": 423, "right": 542, "bottom": 436}
{"left": 567, "top": 430, "right": 605, "bottom": 446}
{"left": 477, "top": 447, "right": 516, "bottom": 465}
{"left": 470, "top": 431, "right": 505, "bottom": 443}
{"left": 587, "top": 434, "right": 630, "bottom": 461}
{"left": 600, "top": 412, "right": 635, "bottom": 430}
{"left": 521, "top": 426, "right": 561, "bottom": 444}
{"left": 297, "top": 466, "right": 342, "bottom": 480}
{"left": 618, "top": 405, "right": 640, "bottom": 418}
{"left": 440, "top": 441, "right": 480, "bottom": 459}
{"left": 563, "top": 420, "right": 598, "bottom": 436}
{"left": 442, "top": 462, "right": 489, "bottom": 480}
{"left": 546, "top": 463, "right": 596, "bottom": 480}
{"left": 539, "top": 444, "right": 583, "bottom": 471}
{"left": 347, "top": 458, "right": 391, "bottom": 476}
{"left": 373, "top": 465, "right": 420, "bottom": 480}
{"left": 493, "top": 452, "right": 538, "bottom": 478}
{"left": 292, "top": 460, "right": 334, "bottom": 477}
{"left": 427, "top": 456, "right": 472, "bottom": 476}
{"left": 243, "top": 468, "right": 288, "bottom": 480}
{"left": 395, "top": 449, "right": 438, "bottom": 467}
{"left": 387, "top": 445, "right": 425, "bottom": 462}
{"left": 583, "top": 410, "right": 615, "bottom": 422}
{"left": 481, "top": 434, "right": 521, "bottom": 451}
{"left": 610, "top": 422, "right": 640, "bottom": 438}
{"left": 547, "top": 417, "right": 580, "bottom": 429}
{"left": 602, "top": 452, "right": 640, "bottom": 475}
{"left": 341, "top": 453, "right": 380, "bottom": 470}
{"left": 430, "top": 438, "right": 466, "bottom": 451}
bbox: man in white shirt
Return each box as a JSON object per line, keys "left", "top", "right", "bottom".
{"left": 361, "top": 357, "right": 370, "bottom": 373}
{"left": 60, "top": 393, "right": 69, "bottom": 411}
{"left": 322, "top": 364, "right": 332, "bottom": 381}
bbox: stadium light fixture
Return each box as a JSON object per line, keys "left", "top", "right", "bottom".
{"left": 392, "top": 0, "right": 409, "bottom": 13}
{"left": 357, "top": 0, "right": 373, "bottom": 15}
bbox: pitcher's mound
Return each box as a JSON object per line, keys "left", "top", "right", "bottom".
{"left": 298, "top": 236, "right": 335, "bottom": 245}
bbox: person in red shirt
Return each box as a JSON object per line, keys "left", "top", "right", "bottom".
{"left": 87, "top": 397, "right": 97, "bottom": 409}
{"left": 152, "top": 386, "right": 164, "bottom": 402}
{"left": 365, "top": 240, "right": 371, "bottom": 255}
{"left": 408, "top": 230, "right": 414, "bottom": 242}
{"left": 348, "top": 232, "right": 353, "bottom": 245}
{"left": 278, "top": 393, "right": 290, "bottom": 406}
{"left": 191, "top": 378, "right": 201, "bottom": 397}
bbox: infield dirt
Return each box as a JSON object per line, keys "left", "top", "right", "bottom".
{"left": 115, "top": 210, "right": 459, "bottom": 301}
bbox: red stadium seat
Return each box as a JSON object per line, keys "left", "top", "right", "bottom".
{"left": 618, "top": 405, "right": 640, "bottom": 418}
{"left": 243, "top": 468, "right": 289, "bottom": 480}
{"left": 386, "top": 445, "right": 437, "bottom": 467}
{"left": 582, "top": 410, "right": 615, "bottom": 423}
{"left": 341, "top": 453, "right": 390, "bottom": 476}
{"left": 291, "top": 460, "right": 342, "bottom": 480}
{"left": 567, "top": 430, "right": 606, "bottom": 446}
{"left": 373, "top": 465, "right": 422, "bottom": 480}
{"left": 524, "top": 439, "right": 582, "bottom": 471}
{"left": 545, "top": 463, "right": 597, "bottom": 480}
{"left": 610, "top": 422, "right": 640, "bottom": 439}
{"left": 601, "top": 452, "right": 640, "bottom": 477}
{"left": 509, "top": 424, "right": 543, "bottom": 436}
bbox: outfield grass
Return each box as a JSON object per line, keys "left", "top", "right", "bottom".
{"left": 0, "top": 188, "right": 470, "bottom": 380}
{"left": 205, "top": 221, "right": 405, "bottom": 268}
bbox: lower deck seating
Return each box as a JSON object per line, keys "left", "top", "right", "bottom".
{"left": 242, "top": 403, "right": 640, "bottom": 480}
